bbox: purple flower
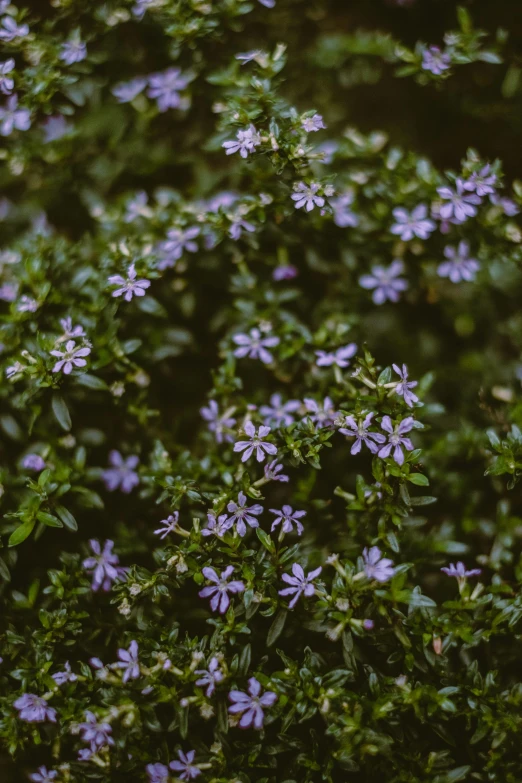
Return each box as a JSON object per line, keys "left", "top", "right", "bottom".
{"left": 229, "top": 214, "right": 256, "bottom": 240}
{"left": 291, "top": 182, "right": 324, "bottom": 211}
{"left": 157, "top": 226, "right": 200, "bottom": 270}
{"left": 363, "top": 619, "right": 374, "bottom": 630}
{"left": 132, "top": 0, "right": 156, "bottom": 18}
{"left": 17, "top": 294, "right": 38, "bottom": 313}
{"left": 199, "top": 566, "right": 245, "bottom": 614}
{"left": 301, "top": 113, "right": 326, "bottom": 132}
{"left": 14, "top": 694, "right": 56, "bottom": 723}
{"left": 146, "top": 763, "right": 170, "bottom": 783}
{"left": 123, "top": 191, "right": 151, "bottom": 223}
{"left": 490, "top": 193, "right": 519, "bottom": 216}
{"left": 201, "top": 511, "right": 234, "bottom": 538}
{"left": 0, "top": 17, "right": 29, "bottom": 41}
{"left": 60, "top": 38, "right": 87, "bottom": 65}
{"left": 52, "top": 661, "right": 77, "bottom": 685}
{"left": 438, "top": 241, "right": 479, "bottom": 283}
{"left": 264, "top": 459, "right": 289, "bottom": 483}
{"left": 147, "top": 68, "right": 190, "bottom": 112}
{"left": 258, "top": 0, "right": 276, "bottom": 7}
{"left": 462, "top": 164, "right": 497, "bottom": 197}
{"left": 59, "top": 316, "right": 85, "bottom": 339}
{"left": 233, "top": 328, "right": 280, "bottom": 364}
{"left": 436, "top": 181, "right": 482, "bottom": 224}
{"left": 226, "top": 491, "right": 264, "bottom": 537}
{"left": 0, "top": 58, "right": 14, "bottom": 95}
{"left": 316, "top": 343, "right": 357, "bottom": 368}
{"left": 259, "top": 393, "right": 300, "bottom": 427}
{"left": 112, "top": 77, "right": 147, "bottom": 103}
{"left": 228, "top": 677, "right": 277, "bottom": 729}
{"left": 279, "top": 563, "right": 322, "bottom": 608}
{"left": 339, "top": 413, "right": 386, "bottom": 454}
{"left": 109, "top": 263, "right": 150, "bottom": 301}
{"left": 272, "top": 264, "right": 298, "bottom": 281}
{"left": 169, "top": 750, "right": 201, "bottom": 781}
{"left": 391, "top": 204, "right": 435, "bottom": 241}
{"left": 269, "top": 504, "right": 306, "bottom": 536}
{"left": 115, "top": 640, "right": 140, "bottom": 682}
{"left": 223, "top": 125, "right": 261, "bottom": 158}
{"left": 154, "top": 512, "right": 179, "bottom": 539}
{"left": 83, "top": 539, "right": 125, "bottom": 592}
{"left": 41, "top": 115, "right": 72, "bottom": 143}
{"left": 22, "top": 453, "right": 46, "bottom": 471}
{"left": 195, "top": 656, "right": 224, "bottom": 697}
{"left": 331, "top": 191, "right": 359, "bottom": 228}
{"left": 363, "top": 546, "right": 395, "bottom": 582}
{"left": 378, "top": 415, "right": 415, "bottom": 466}
{"left": 0, "top": 94, "right": 31, "bottom": 136}
{"left": 200, "top": 399, "right": 236, "bottom": 444}
{"left": 29, "top": 767, "right": 57, "bottom": 783}
{"left": 233, "top": 421, "right": 278, "bottom": 463}
{"left": 392, "top": 363, "right": 419, "bottom": 407}
{"left": 421, "top": 46, "right": 451, "bottom": 75}
{"left": 236, "top": 50, "right": 264, "bottom": 64}
{"left": 50, "top": 339, "right": 90, "bottom": 374}
{"left": 102, "top": 451, "right": 139, "bottom": 493}
{"left": 78, "top": 710, "right": 114, "bottom": 752}
{"left": 303, "top": 397, "right": 337, "bottom": 428}
{"left": 359, "top": 259, "right": 408, "bottom": 304}
{"left": 441, "top": 562, "right": 481, "bottom": 579}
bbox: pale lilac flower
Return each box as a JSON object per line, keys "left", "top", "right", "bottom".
{"left": 199, "top": 566, "right": 245, "bottom": 614}
{"left": 41, "top": 115, "right": 72, "bottom": 143}
{"left": 390, "top": 204, "right": 435, "bottom": 241}
{"left": 279, "top": 563, "right": 322, "bottom": 608}
{"left": 302, "top": 114, "right": 325, "bottom": 132}
{"left": 170, "top": 750, "right": 201, "bottom": 780}
{"left": 228, "top": 677, "right": 277, "bottom": 729}
{"left": 108, "top": 264, "right": 150, "bottom": 301}
{"left": 462, "top": 164, "right": 497, "bottom": 197}
{"left": 316, "top": 139, "right": 338, "bottom": 164}
{"left": 29, "top": 767, "right": 57, "bottom": 783}
{"left": 363, "top": 546, "right": 395, "bottom": 582}
{"left": 115, "top": 640, "right": 140, "bottom": 682}
{"left": 269, "top": 505, "right": 306, "bottom": 536}
{"left": 359, "top": 260, "right": 408, "bottom": 304}
{"left": 0, "top": 282, "right": 17, "bottom": 301}
{"left": 363, "top": 619, "right": 374, "bottom": 630}
{"left": 272, "top": 264, "right": 298, "bottom": 281}
{"left": 14, "top": 694, "right": 56, "bottom": 723}
{"left": 233, "top": 421, "right": 277, "bottom": 463}
{"left": 78, "top": 710, "right": 114, "bottom": 751}
{"left": 236, "top": 50, "right": 263, "bottom": 64}
{"left": 83, "top": 539, "right": 125, "bottom": 592}
{"left": 0, "top": 58, "right": 14, "bottom": 95}
{"left": 59, "top": 316, "right": 85, "bottom": 339}
{"left": 22, "top": 453, "right": 46, "bottom": 471}
{"left": 146, "top": 763, "right": 170, "bottom": 783}
{"left": 102, "top": 451, "right": 139, "bottom": 493}
{"left": 490, "top": 193, "right": 519, "bottom": 216}
{"left": 132, "top": 0, "right": 156, "bottom": 18}
{"left": 52, "top": 661, "right": 77, "bottom": 685}
{"left": 223, "top": 125, "right": 261, "bottom": 158}
{"left": 331, "top": 191, "right": 359, "bottom": 228}
{"left": 229, "top": 215, "right": 256, "bottom": 240}
{"left": 258, "top": 0, "right": 275, "bottom": 6}
{"left": 315, "top": 343, "right": 357, "bottom": 368}
{"left": 6, "top": 361, "right": 25, "bottom": 379}
{"left": 147, "top": 68, "right": 190, "bottom": 112}
{"left": 17, "top": 294, "right": 38, "bottom": 313}
{"left": 0, "top": 94, "right": 31, "bottom": 136}
{"left": 378, "top": 416, "right": 415, "bottom": 466}
{"left": 392, "top": 364, "right": 419, "bottom": 407}
{"left": 264, "top": 459, "right": 289, "bottom": 482}
{"left": 339, "top": 413, "right": 386, "bottom": 454}
{"left": 112, "top": 77, "right": 147, "bottom": 103}
{"left": 157, "top": 226, "right": 199, "bottom": 270}
{"left": 200, "top": 399, "right": 236, "bottom": 444}
{"left": 233, "top": 328, "right": 279, "bottom": 364}
{"left": 441, "top": 562, "right": 481, "bottom": 578}
{"left": 0, "top": 195, "right": 11, "bottom": 218}
{"left": 260, "top": 393, "right": 300, "bottom": 427}
{"left": 291, "top": 182, "right": 324, "bottom": 211}
{"left": 303, "top": 397, "right": 337, "bottom": 428}
{"left": 201, "top": 511, "right": 234, "bottom": 538}
{"left": 60, "top": 38, "right": 87, "bottom": 65}
{"left": 195, "top": 656, "right": 224, "bottom": 697}
{"left": 436, "top": 181, "right": 481, "bottom": 224}
{"left": 0, "top": 17, "right": 29, "bottom": 41}
{"left": 226, "top": 491, "right": 264, "bottom": 537}
{"left": 154, "top": 512, "right": 179, "bottom": 539}
{"left": 438, "top": 241, "right": 479, "bottom": 283}
{"left": 421, "top": 46, "right": 451, "bottom": 75}
{"left": 50, "top": 339, "right": 90, "bottom": 374}
{"left": 124, "top": 191, "right": 151, "bottom": 223}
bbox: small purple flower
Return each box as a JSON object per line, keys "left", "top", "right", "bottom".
{"left": 14, "top": 694, "right": 57, "bottom": 723}
{"left": 226, "top": 491, "right": 264, "bottom": 537}
{"left": 233, "top": 328, "right": 280, "bottom": 364}
{"left": 490, "top": 193, "right": 519, "bottom": 216}
{"left": 0, "top": 58, "right": 14, "bottom": 95}
{"left": 59, "top": 316, "right": 86, "bottom": 339}
{"left": 60, "top": 38, "right": 87, "bottom": 65}
{"left": 279, "top": 563, "right": 322, "bottom": 609}
{"left": 123, "top": 191, "right": 150, "bottom": 223}
{"left": 0, "top": 17, "right": 29, "bottom": 41}
{"left": 269, "top": 505, "right": 306, "bottom": 536}
{"left": 22, "top": 453, "right": 46, "bottom": 471}
{"left": 438, "top": 241, "right": 479, "bottom": 283}
{"left": 301, "top": 113, "right": 326, "bottom": 132}
{"left": 17, "top": 294, "right": 38, "bottom": 313}
{"left": 0, "top": 94, "right": 31, "bottom": 136}
{"left": 236, "top": 50, "right": 263, "bottom": 64}
{"left": 421, "top": 46, "right": 451, "bottom": 75}
{"left": 272, "top": 264, "right": 298, "bottom": 281}
{"left": 229, "top": 214, "right": 256, "bottom": 240}
{"left": 112, "top": 77, "right": 148, "bottom": 103}
{"left": 316, "top": 343, "right": 357, "bottom": 368}
{"left": 83, "top": 539, "right": 125, "bottom": 592}
{"left": 359, "top": 260, "right": 408, "bottom": 304}
{"left": 29, "top": 767, "right": 57, "bottom": 783}
{"left": 264, "top": 459, "right": 289, "bottom": 483}
{"left": 199, "top": 566, "right": 245, "bottom": 614}
{"left": 331, "top": 191, "right": 359, "bottom": 228}
{"left": 233, "top": 421, "right": 278, "bottom": 463}
{"left": 391, "top": 204, "right": 436, "bottom": 241}
{"left": 228, "top": 677, "right": 277, "bottom": 729}
{"left": 258, "top": 0, "right": 276, "bottom": 7}
{"left": 291, "top": 182, "right": 324, "bottom": 212}
{"left": 52, "top": 661, "right": 77, "bottom": 685}
{"left": 169, "top": 750, "right": 201, "bottom": 780}
{"left": 41, "top": 115, "right": 72, "bottom": 143}
{"left": 147, "top": 68, "right": 190, "bottom": 112}
{"left": 146, "top": 763, "right": 170, "bottom": 783}
{"left": 115, "top": 640, "right": 140, "bottom": 682}
{"left": 223, "top": 125, "right": 261, "bottom": 158}
{"left": 363, "top": 619, "right": 374, "bottom": 630}
{"left": 108, "top": 263, "right": 150, "bottom": 301}
{"left": 154, "top": 512, "right": 179, "bottom": 539}
{"left": 303, "top": 397, "right": 337, "bottom": 428}
{"left": 259, "top": 393, "right": 300, "bottom": 427}
{"left": 102, "top": 451, "right": 139, "bottom": 493}
{"left": 339, "top": 413, "right": 386, "bottom": 455}
{"left": 195, "top": 656, "right": 224, "bottom": 697}
{"left": 78, "top": 710, "right": 114, "bottom": 752}
{"left": 392, "top": 364, "right": 419, "bottom": 407}
{"left": 378, "top": 415, "right": 415, "bottom": 466}
{"left": 157, "top": 226, "right": 200, "bottom": 270}
{"left": 200, "top": 399, "right": 236, "bottom": 444}
{"left": 132, "top": 0, "right": 156, "bottom": 18}
{"left": 436, "top": 181, "right": 482, "bottom": 224}
{"left": 441, "top": 562, "right": 481, "bottom": 579}
{"left": 201, "top": 511, "right": 234, "bottom": 538}
{"left": 462, "top": 164, "right": 497, "bottom": 197}
{"left": 50, "top": 339, "right": 90, "bottom": 374}
{"left": 363, "top": 546, "right": 395, "bottom": 582}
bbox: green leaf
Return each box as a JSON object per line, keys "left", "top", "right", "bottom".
{"left": 36, "top": 511, "right": 63, "bottom": 528}
{"left": 9, "top": 519, "right": 36, "bottom": 547}
{"left": 256, "top": 528, "right": 275, "bottom": 553}
{"left": 408, "top": 473, "right": 429, "bottom": 486}
{"left": 0, "top": 557, "right": 11, "bottom": 581}
{"left": 54, "top": 505, "right": 78, "bottom": 532}
{"left": 52, "top": 394, "right": 72, "bottom": 431}
{"left": 267, "top": 610, "right": 287, "bottom": 646}
{"left": 75, "top": 374, "right": 108, "bottom": 390}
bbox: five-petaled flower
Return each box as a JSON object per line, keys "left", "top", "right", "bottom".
{"left": 233, "top": 327, "right": 280, "bottom": 364}
{"left": 303, "top": 397, "right": 337, "bottom": 428}
{"left": 78, "top": 710, "right": 114, "bottom": 752}
{"left": 226, "top": 491, "right": 264, "bottom": 537}
{"left": 0, "top": 94, "right": 31, "bottom": 136}
{"left": 264, "top": 459, "right": 289, "bottom": 482}
{"left": 115, "top": 640, "right": 140, "bottom": 682}
{"left": 201, "top": 511, "right": 234, "bottom": 538}
{"left": 291, "top": 182, "right": 325, "bottom": 211}
{"left": 29, "top": 767, "right": 57, "bottom": 783}
{"left": 102, "top": 450, "right": 140, "bottom": 493}
{"left": 436, "top": 181, "right": 481, "bottom": 224}
{"left": 339, "top": 413, "right": 386, "bottom": 454}
{"left": 52, "top": 661, "right": 77, "bottom": 685}
{"left": 391, "top": 364, "right": 419, "bottom": 407}
{"left": 158, "top": 226, "right": 200, "bottom": 270}
{"left": 154, "top": 512, "right": 179, "bottom": 539}
{"left": 316, "top": 343, "right": 357, "bottom": 368}
{"left": 147, "top": 67, "right": 190, "bottom": 111}
{"left": 378, "top": 415, "right": 415, "bottom": 465}
{"left": 200, "top": 399, "right": 236, "bottom": 443}
{"left": 83, "top": 539, "right": 126, "bottom": 592}
{"left": 269, "top": 504, "right": 306, "bottom": 535}
{"left": 359, "top": 260, "right": 408, "bottom": 304}
{"left": 421, "top": 46, "right": 451, "bottom": 75}
{"left": 0, "top": 17, "right": 29, "bottom": 42}
{"left": 363, "top": 546, "right": 395, "bottom": 582}
{"left": 223, "top": 125, "right": 261, "bottom": 158}
{"left": 50, "top": 339, "right": 90, "bottom": 374}
{"left": 146, "top": 763, "right": 170, "bottom": 783}
{"left": 109, "top": 264, "right": 150, "bottom": 301}
{"left": 438, "top": 241, "right": 479, "bottom": 283}
{"left": 60, "top": 38, "right": 87, "bottom": 65}
{"left": 14, "top": 694, "right": 57, "bottom": 723}
{"left": 199, "top": 566, "right": 245, "bottom": 614}
{"left": 279, "top": 563, "right": 322, "bottom": 608}
{"left": 228, "top": 677, "right": 277, "bottom": 729}
{"left": 195, "top": 656, "right": 224, "bottom": 697}
{"left": 169, "top": 749, "right": 201, "bottom": 780}
{"left": 441, "top": 562, "right": 481, "bottom": 579}
{"left": 233, "top": 421, "right": 277, "bottom": 463}
{"left": 390, "top": 204, "right": 435, "bottom": 241}
{"left": 462, "top": 164, "right": 497, "bottom": 197}
{"left": 0, "top": 58, "right": 14, "bottom": 95}
{"left": 301, "top": 113, "right": 326, "bottom": 132}
{"left": 259, "top": 393, "right": 300, "bottom": 427}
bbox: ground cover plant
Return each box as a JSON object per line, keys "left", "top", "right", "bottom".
{"left": 1, "top": 0, "right": 522, "bottom": 781}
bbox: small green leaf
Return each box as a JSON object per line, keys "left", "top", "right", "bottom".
{"left": 9, "top": 519, "right": 36, "bottom": 547}
{"left": 36, "top": 511, "right": 63, "bottom": 528}
{"left": 408, "top": 473, "right": 429, "bottom": 486}
{"left": 267, "top": 610, "right": 287, "bottom": 646}
{"left": 55, "top": 505, "right": 78, "bottom": 532}
{"left": 52, "top": 394, "right": 72, "bottom": 431}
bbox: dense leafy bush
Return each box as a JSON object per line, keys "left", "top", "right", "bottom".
{"left": 2, "top": 0, "right": 522, "bottom": 781}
